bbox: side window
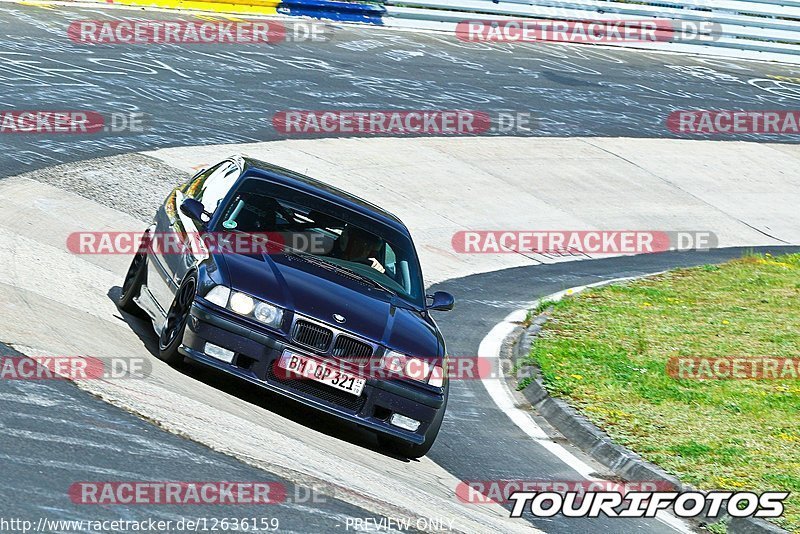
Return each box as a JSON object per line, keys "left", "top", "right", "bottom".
{"left": 382, "top": 244, "right": 412, "bottom": 294}
{"left": 383, "top": 243, "right": 402, "bottom": 285}
{"left": 384, "top": 243, "right": 397, "bottom": 274}
{"left": 186, "top": 161, "right": 240, "bottom": 215}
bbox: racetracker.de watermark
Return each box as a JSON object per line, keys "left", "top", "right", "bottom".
{"left": 456, "top": 19, "right": 721, "bottom": 43}
{"left": 69, "top": 482, "right": 286, "bottom": 505}
{"left": 668, "top": 110, "right": 800, "bottom": 134}
{"left": 272, "top": 355, "right": 527, "bottom": 383}
{"left": 667, "top": 357, "right": 800, "bottom": 380}
{"left": 66, "top": 231, "right": 294, "bottom": 255}
{"left": 0, "top": 111, "right": 144, "bottom": 134}
{"left": 0, "top": 356, "right": 150, "bottom": 380}
{"left": 68, "top": 20, "right": 332, "bottom": 44}
{"left": 451, "top": 230, "right": 718, "bottom": 254}
{"left": 272, "top": 110, "right": 537, "bottom": 135}
{"left": 1, "top": 518, "right": 279, "bottom": 534}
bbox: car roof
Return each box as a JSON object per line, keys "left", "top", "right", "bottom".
{"left": 237, "top": 156, "right": 410, "bottom": 235}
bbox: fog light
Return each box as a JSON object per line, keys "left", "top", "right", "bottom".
{"left": 205, "top": 343, "right": 235, "bottom": 363}
{"left": 390, "top": 413, "right": 421, "bottom": 432}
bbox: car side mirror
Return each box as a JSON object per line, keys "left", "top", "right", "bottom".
{"left": 180, "top": 198, "right": 208, "bottom": 225}
{"left": 427, "top": 291, "right": 454, "bottom": 312}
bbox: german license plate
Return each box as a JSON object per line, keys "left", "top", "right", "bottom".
{"left": 277, "top": 351, "right": 365, "bottom": 396}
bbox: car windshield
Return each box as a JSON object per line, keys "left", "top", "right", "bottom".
{"left": 214, "top": 178, "right": 425, "bottom": 306}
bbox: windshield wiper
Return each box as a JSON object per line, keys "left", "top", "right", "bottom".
{"left": 284, "top": 248, "right": 398, "bottom": 296}
{"left": 328, "top": 263, "right": 398, "bottom": 296}
{"left": 278, "top": 246, "right": 408, "bottom": 303}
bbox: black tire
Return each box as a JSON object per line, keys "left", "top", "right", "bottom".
{"left": 157, "top": 273, "right": 197, "bottom": 366}
{"left": 118, "top": 249, "right": 148, "bottom": 317}
{"left": 378, "top": 382, "right": 449, "bottom": 459}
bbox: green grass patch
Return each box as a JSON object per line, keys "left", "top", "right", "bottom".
{"left": 520, "top": 253, "right": 800, "bottom": 532}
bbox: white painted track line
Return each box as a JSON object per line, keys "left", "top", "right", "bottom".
{"left": 478, "top": 279, "right": 693, "bottom": 532}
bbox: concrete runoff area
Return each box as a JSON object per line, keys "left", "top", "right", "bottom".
{"left": 147, "top": 136, "right": 800, "bottom": 283}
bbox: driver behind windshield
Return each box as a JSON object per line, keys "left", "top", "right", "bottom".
{"left": 331, "top": 226, "right": 386, "bottom": 274}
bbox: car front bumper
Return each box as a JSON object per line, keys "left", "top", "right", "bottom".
{"left": 180, "top": 299, "right": 445, "bottom": 445}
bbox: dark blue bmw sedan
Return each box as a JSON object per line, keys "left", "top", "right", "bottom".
{"left": 118, "top": 155, "right": 455, "bottom": 458}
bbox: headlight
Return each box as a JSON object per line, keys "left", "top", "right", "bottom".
{"left": 381, "top": 350, "right": 436, "bottom": 384}
{"left": 230, "top": 291, "right": 283, "bottom": 328}
{"left": 206, "top": 286, "right": 283, "bottom": 329}
{"left": 382, "top": 351, "right": 407, "bottom": 374}
{"left": 229, "top": 292, "right": 255, "bottom": 315}
{"left": 254, "top": 301, "right": 282, "bottom": 328}
{"left": 204, "top": 285, "right": 231, "bottom": 307}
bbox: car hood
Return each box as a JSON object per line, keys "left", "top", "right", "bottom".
{"left": 217, "top": 253, "right": 440, "bottom": 357}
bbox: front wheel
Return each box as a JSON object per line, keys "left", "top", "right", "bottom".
{"left": 158, "top": 274, "right": 196, "bottom": 366}
{"left": 378, "top": 383, "right": 449, "bottom": 459}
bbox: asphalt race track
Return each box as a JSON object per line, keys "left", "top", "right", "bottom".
{"left": 429, "top": 245, "right": 800, "bottom": 533}
{"left": 0, "top": 339, "right": 392, "bottom": 531}
{"left": 1, "top": 2, "right": 800, "bottom": 178}
{"left": 1, "top": 3, "right": 800, "bottom": 533}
